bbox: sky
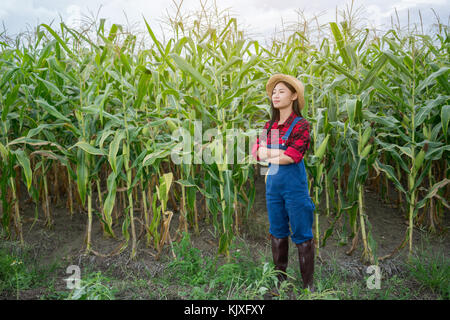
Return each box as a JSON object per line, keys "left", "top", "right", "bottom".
{"left": 1, "top": 0, "right": 449, "bottom": 43}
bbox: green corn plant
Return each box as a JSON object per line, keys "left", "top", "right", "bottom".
{"left": 316, "top": 22, "right": 391, "bottom": 263}
{"left": 1, "top": 4, "right": 448, "bottom": 265}
{"left": 154, "top": 172, "right": 174, "bottom": 258}
{"left": 0, "top": 143, "right": 28, "bottom": 244}
{"left": 373, "top": 30, "right": 450, "bottom": 259}
{"left": 159, "top": 17, "right": 262, "bottom": 256}
{"left": 0, "top": 78, "right": 27, "bottom": 243}
{"left": 309, "top": 127, "right": 330, "bottom": 257}
{"left": 344, "top": 99, "right": 378, "bottom": 264}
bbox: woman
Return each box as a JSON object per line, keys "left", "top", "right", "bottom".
{"left": 251, "top": 74, "right": 315, "bottom": 292}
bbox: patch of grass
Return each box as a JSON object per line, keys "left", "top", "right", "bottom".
{"left": 374, "top": 274, "right": 414, "bottom": 299}
{"left": 297, "top": 252, "right": 425, "bottom": 300}
{"left": 167, "top": 232, "right": 217, "bottom": 287}
{"left": 310, "top": 253, "right": 447, "bottom": 300}
{"left": 163, "top": 232, "right": 279, "bottom": 299}
{"left": 0, "top": 246, "right": 59, "bottom": 299}
{"left": 405, "top": 245, "right": 450, "bottom": 299}
{"left": 51, "top": 271, "right": 118, "bottom": 300}
{"left": 312, "top": 255, "right": 348, "bottom": 296}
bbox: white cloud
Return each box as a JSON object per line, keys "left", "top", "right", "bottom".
{"left": 0, "top": 0, "right": 64, "bottom": 34}
{"left": 400, "top": 0, "right": 446, "bottom": 4}
{"left": 383, "top": 0, "right": 448, "bottom": 14}
{"left": 66, "top": 5, "right": 81, "bottom": 29}
{"left": 1, "top": 0, "right": 448, "bottom": 38}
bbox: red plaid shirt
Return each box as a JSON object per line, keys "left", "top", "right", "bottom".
{"left": 251, "top": 111, "right": 311, "bottom": 163}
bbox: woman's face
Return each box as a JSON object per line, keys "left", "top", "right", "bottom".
{"left": 271, "top": 82, "right": 297, "bottom": 110}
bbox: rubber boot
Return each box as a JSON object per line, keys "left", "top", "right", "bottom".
{"left": 296, "top": 239, "right": 315, "bottom": 293}
{"left": 271, "top": 235, "right": 289, "bottom": 283}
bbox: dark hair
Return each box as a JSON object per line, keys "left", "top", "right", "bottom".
{"left": 267, "top": 81, "right": 302, "bottom": 135}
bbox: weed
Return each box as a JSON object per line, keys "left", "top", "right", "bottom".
{"left": 65, "top": 271, "right": 117, "bottom": 300}
{"left": 0, "top": 247, "right": 59, "bottom": 298}
{"left": 405, "top": 246, "right": 450, "bottom": 299}
{"left": 164, "top": 233, "right": 280, "bottom": 299}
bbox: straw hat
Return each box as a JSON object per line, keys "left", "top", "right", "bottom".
{"left": 266, "top": 74, "right": 305, "bottom": 109}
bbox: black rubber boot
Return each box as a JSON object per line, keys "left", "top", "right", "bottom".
{"left": 296, "top": 239, "right": 315, "bottom": 292}
{"left": 271, "top": 235, "right": 289, "bottom": 283}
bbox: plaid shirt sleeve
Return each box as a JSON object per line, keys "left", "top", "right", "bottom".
{"left": 284, "top": 119, "right": 311, "bottom": 163}
{"left": 251, "top": 121, "right": 271, "bottom": 161}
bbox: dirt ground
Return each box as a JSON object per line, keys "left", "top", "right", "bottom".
{"left": 1, "top": 173, "right": 449, "bottom": 300}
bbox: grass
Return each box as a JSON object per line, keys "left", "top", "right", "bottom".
{"left": 65, "top": 271, "right": 117, "bottom": 300}
{"left": 158, "top": 233, "right": 349, "bottom": 300}
{"left": 0, "top": 241, "right": 117, "bottom": 300}
{"left": 0, "top": 245, "right": 59, "bottom": 299}
{"left": 161, "top": 232, "right": 280, "bottom": 299}
{"left": 42, "top": 267, "right": 117, "bottom": 300}
{"left": 0, "top": 234, "right": 448, "bottom": 300}
{"left": 156, "top": 234, "right": 448, "bottom": 300}
{"left": 405, "top": 242, "right": 450, "bottom": 300}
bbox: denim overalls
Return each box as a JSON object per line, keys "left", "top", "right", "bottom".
{"left": 265, "top": 116, "right": 315, "bottom": 244}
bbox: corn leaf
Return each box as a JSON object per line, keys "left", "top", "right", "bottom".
{"left": 36, "top": 99, "right": 70, "bottom": 122}
{"left": 14, "top": 149, "right": 32, "bottom": 191}
{"left": 441, "top": 105, "right": 450, "bottom": 138}
{"left": 169, "top": 53, "right": 216, "bottom": 94}
{"left": 329, "top": 22, "right": 351, "bottom": 67}
{"left": 71, "top": 141, "right": 105, "bottom": 156}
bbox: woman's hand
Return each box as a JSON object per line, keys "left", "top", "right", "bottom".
{"left": 260, "top": 139, "right": 267, "bottom": 148}
{"left": 265, "top": 153, "right": 295, "bottom": 165}
{"left": 257, "top": 139, "right": 268, "bottom": 159}
{"left": 257, "top": 146, "right": 269, "bottom": 160}
{"left": 257, "top": 146, "right": 284, "bottom": 161}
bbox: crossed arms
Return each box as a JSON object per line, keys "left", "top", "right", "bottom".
{"left": 256, "top": 140, "right": 295, "bottom": 165}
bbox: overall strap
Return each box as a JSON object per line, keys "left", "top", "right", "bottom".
{"left": 281, "top": 116, "right": 302, "bottom": 142}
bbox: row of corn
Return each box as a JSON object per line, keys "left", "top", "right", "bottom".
{"left": 0, "top": 11, "right": 448, "bottom": 262}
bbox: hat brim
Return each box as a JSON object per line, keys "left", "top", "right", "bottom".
{"left": 266, "top": 74, "right": 305, "bottom": 109}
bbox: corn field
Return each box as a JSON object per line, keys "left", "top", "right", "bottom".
{"left": 0, "top": 5, "right": 449, "bottom": 264}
